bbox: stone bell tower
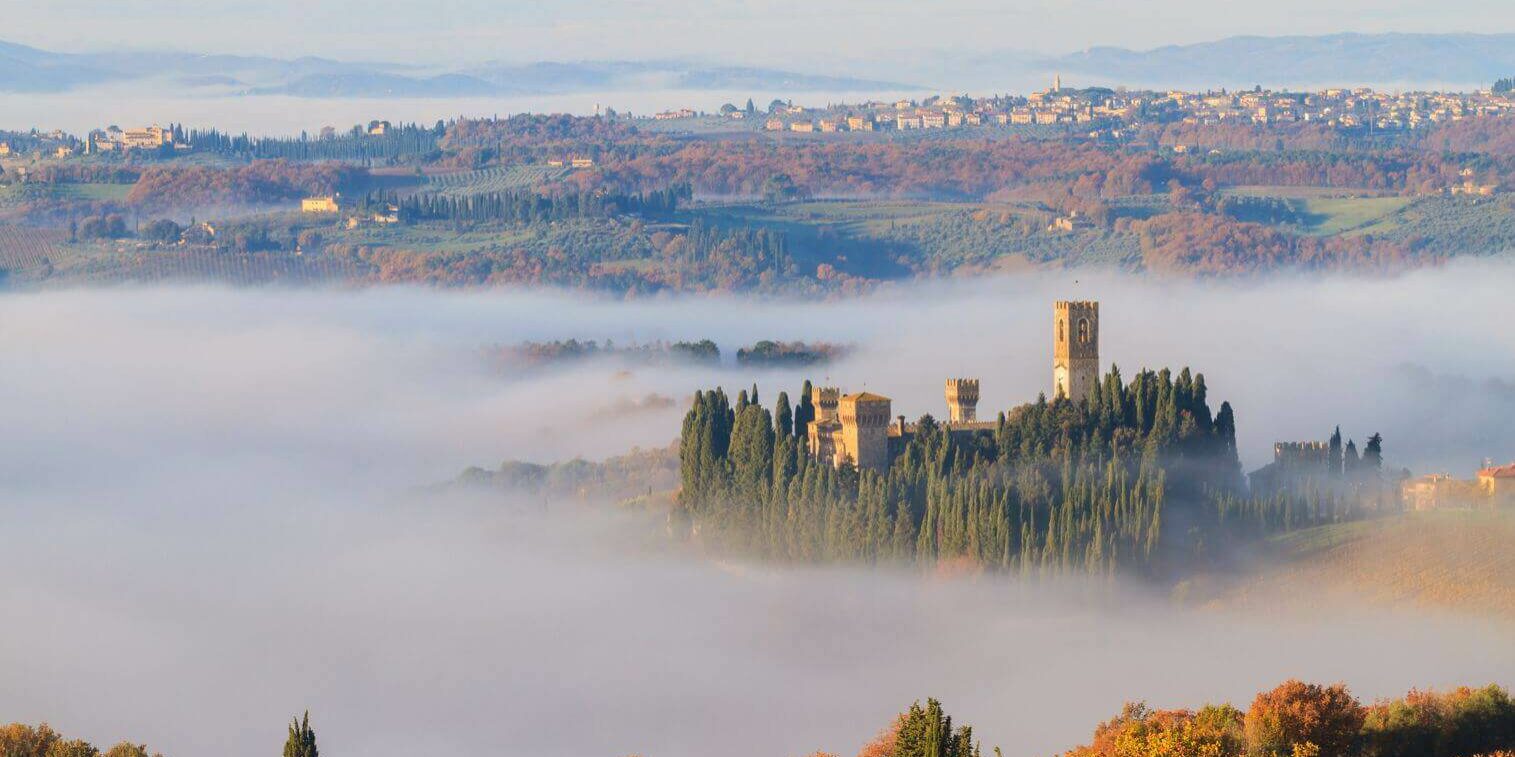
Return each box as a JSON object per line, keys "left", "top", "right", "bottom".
{"left": 1053, "top": 300, "right": 1099, "bottom": 403}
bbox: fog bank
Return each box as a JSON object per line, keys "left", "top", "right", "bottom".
{"left": 2, "top": 263, "right": 1513, "bottom": 756}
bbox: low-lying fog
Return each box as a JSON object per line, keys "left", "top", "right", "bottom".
{"left": 2, "top": 262, "right": 1513, "bottom": 757}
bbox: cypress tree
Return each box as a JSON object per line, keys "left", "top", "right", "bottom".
{"left": 775, "top": 391, "right": 794, "bottom": 438}
{"left": 794, "top": 380, "right": 815, "bottom": 441}
{"left": 1329, "top": 426, "right": 1344, "bottom": 477}
{"left": 283, "top": 712, "right": 318, "bottom": 757}
{"left": 1363, "top": 433, "right": 1383, "bottom": 472}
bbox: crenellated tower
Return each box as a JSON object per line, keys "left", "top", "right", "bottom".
{"left": 838, "top": 392, "right": 892, "bottom": 473}
{"left": 1053, "top": 300, "right": 1099, "bottom": 403}
{"left": 812, "top": 386, "right": 840, "bottom": 423}
{"left": 945, "top": 378, "right": 980, "bottom": 423}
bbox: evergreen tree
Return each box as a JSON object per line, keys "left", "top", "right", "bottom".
{"left": 1363, "top": 433, "right": 1383, "bottom": 472}
{"left": 794, "top": 379, "right": 816, "bottom": 441}
{"left": 894, "top": 699, "right": 979, "bottom": 757}
{"left": 675, "top": 368, "right": 1332, "bottom": 575}
{"left": 283, "top": 712, "right": 317, "bottom": 757}
{"left": 1329, "top": 426, "right": 1343, "bottom": 477}
{"left": 775, "top": 391, "right": 794, "bottom": 438}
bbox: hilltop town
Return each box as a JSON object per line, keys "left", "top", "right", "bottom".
{"left": 5, "top": 81, "right": 1515, "bottom": 165}
{"left": 4, "top": 76, "right": 1515, "bottom": 291}
{"left": 670, "top": 78, "right": 1515, "bottom": 141}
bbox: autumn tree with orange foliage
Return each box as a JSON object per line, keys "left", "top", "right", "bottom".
{"left": 1065, "top": 701, "right": 1246, "bottom": 757}
{"left": 855, "top": 716, "right": 902, "bottom": 757}
{"left": 1062, "top": 682, "right": 1513, "bottom": 757}
{"left": 1244, "top": 680, "right": 1365, "bottom": 757}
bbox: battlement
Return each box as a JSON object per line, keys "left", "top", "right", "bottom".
{"left": 945, "top": 378, "right": 980, "bottom": 423}
{"left": 812, "top": 386, "right": 840, "bottom": 422}
{"left": 839, "top": 392, "right": 892, "bottom": 427}
{"left": 1274, "top": 441, "right": 1329, "bottom": 467}
{"left": 945, "top": 378, "right": 980, "bottom": 397}
{"left": 1054, "top": 300, "right": 1100, "bottom": 312}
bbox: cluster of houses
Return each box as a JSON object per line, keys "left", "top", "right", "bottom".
{"left": 546, "top": 157, "right": 596, "bottom": 169}
{"left": 1402, "top": 462, "right": 1515, "bottom": 511}
{"left": 85, "top": 125, "right": 179, "bottom": 153}
{"left": 662, "top": 79, "right": 1515, "bottom": 138}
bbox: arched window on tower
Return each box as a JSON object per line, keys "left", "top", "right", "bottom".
{"left": 1058, "top": 319, "right": 1066, "bottom": 343}
{"left": 1078, "top": 318, "right": 1090, "bottom": 344}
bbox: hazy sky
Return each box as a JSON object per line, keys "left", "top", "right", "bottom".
{"left": 7, "top": 0, "right": 1515, "bottom": 65}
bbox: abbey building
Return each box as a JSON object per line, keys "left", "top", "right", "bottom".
{"left": 807, "top": 300, "right": 1100, "bottom": 472}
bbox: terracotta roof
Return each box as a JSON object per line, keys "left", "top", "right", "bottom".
{"left": 1478, "top": 463, "right": 1515, "bottom": 479}
{"left": 841, "top": 392, "right": 891, "bottom": 402}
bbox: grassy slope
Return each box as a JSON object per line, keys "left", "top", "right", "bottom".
{"left": 1219, "top": 185, "right": 1413, "bottom": 236}
{"left": 1204, "top": 509, "right": 1515, "bottom": 619}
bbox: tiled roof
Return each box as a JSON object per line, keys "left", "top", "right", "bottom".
{"left": 1478, "top": 463, "right": 1515, "bottom": 479}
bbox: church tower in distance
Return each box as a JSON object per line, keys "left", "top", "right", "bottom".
{"left": 1053, "top": 300, "right": 1099, "bottom": 403}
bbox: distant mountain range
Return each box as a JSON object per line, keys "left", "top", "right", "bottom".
{"left": 1042, "top": 32, "right": 1515, "bottom": 89}
{"left": 3, "top": 32, "right": 1513, "bottom": 99}
{"left": 0, "top": 40, "right": 913, "bottom": 97}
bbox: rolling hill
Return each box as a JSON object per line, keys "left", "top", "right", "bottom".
{"left": 1197, "top": 509, "right": 1515, "bottom": 620}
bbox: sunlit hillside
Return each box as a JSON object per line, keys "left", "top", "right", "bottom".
{"left": 1204, "top": 509, "right": 1515, "bottom": 619}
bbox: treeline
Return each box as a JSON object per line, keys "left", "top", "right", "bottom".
{"left": 180, "top": 122, "right": 442, "bottom": 163}
{"left": 675, "top": 366, "right": 1274, "bottom": 575}
{"left": 488, "top": 337, "right": 848, "bottom": 371}
{"left": 389, "top": 183, "right": 690, "bottom": 223}
{"left": 491, "top": 338, "right": 720, "bottom": 369}
{"left": 736, "top": 340, "right": 850, "bottom": 367}
{"left": 440, "top": 114, "right": 641, "bottom": 166}
{"left": 1066, "top": 680, "right": 1515, "bottom": 757}
{"left": 849, "top": 681, "right": 1515, "bottom": 757}
{"left": 459, "top": 444, "right": 680, "bottom": 505}
{"left": 0, "top": 712, "right": 322, "bottom": 757}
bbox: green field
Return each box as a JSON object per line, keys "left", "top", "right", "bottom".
{"left": 0, "top": 181, "right": 134, "bottom": 206}
{"left": 1221, "top": 185, "right": 1412, "bottom": 236}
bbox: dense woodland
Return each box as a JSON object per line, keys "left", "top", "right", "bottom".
{"left": 125, "top": 160, "right": 363, "bottom": 210}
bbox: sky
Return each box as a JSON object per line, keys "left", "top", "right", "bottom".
{"left": 6, "top": 0, "right": 1515, "bottom": 67}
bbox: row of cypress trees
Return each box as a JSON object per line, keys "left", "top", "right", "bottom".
{"left": 386, "top": 183, "right": 690, "bottom": 224}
